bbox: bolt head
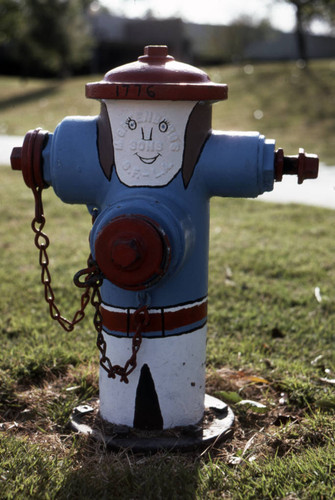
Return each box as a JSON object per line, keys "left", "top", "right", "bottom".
{"left": 10, "top": 147, "right": 22, "bottom": 171}
{"left": 111, "top": 239, "right": 141, "bottom": 269}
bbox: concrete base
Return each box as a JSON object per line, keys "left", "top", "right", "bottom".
{"left": 70, "top": 394, "right": 234, "bottom": 452}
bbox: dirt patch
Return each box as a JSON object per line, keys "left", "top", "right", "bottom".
{"left": 0, "top": 367, "right": 316, "bottom": 462}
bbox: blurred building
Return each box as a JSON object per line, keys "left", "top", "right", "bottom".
{"left": 88, "top": 10, "right": 335, "bottom": 72}
{"left": 88, "top": 11, "right": 191, "bottom": 72}
{"left": 1, "top": 6, "right": 334, "bottom": 77}
{"left": 244, "top": 32, "right": 335, "bottom": 61}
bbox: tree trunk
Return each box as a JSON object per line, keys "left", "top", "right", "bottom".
{"left": 295, "top": 4, "right": 308, "bottom": 62}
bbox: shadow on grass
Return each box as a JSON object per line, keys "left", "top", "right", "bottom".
{"left": 0, "top": 85, "right": 60, "bottom": 111}
{"left": 0, "top": 382, "right": 27, "bottom": 421}
{"left": 57, "top": 443, "right": 201, "bottom": 499}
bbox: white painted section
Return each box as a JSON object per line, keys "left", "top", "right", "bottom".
{"left": 99, "top": 325, "right": 207, "bottom": 429}
{"left": 104, "top": 100, "right": 197, "bottom": 186}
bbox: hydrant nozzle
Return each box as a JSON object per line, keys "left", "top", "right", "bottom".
{"left": 10, "top": 128, "right": 49, "bottom": 190}
{"left": 274, "top": 147, "right": 319, "bottom": 184}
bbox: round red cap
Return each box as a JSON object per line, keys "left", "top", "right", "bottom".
{"left": 94, "top": 214, "right": 171, "bottom": 290}
{"left": 86, "top": 45, "right": 228, "bottom": 101}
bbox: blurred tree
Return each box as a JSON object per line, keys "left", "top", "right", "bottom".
{"left": 0, "top": 0, "right": 94, "bottom": 76}
{"left": 224, "top": 17, "right": 275, "bottom": 62}
{"left": 278, "top": 0, "right": 335, "bottom": 61}
{"left": 0, "top": 1, "right": 25, "bottom": 72}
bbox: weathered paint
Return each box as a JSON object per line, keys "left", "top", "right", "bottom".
{"left": 99, "top": 325, "right": 207, "bottom": 429}
{"left": 105, "top": 100, "right": 197, "bottom": 187}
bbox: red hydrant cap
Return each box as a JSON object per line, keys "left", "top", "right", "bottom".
{"left": 86, "top": 45, "right": 228, "bottom": 101}
{"left": 94, "top": 214, "right": 171, "bottom": 290}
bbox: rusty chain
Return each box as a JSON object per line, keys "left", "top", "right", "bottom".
{"left": 95, "top": 305, "right": 149, "bottom": 384}
{"left": 31, "top": 213, "right": 100, "bottom": 332}
{"left": 31, "top": 186, "right": 148, "bottom": 382}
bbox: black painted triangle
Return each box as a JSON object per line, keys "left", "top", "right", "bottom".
{"left": 133, "top": 364, "right": 163, "bottom": 430}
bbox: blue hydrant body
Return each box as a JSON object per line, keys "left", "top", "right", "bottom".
{"left": 11, "top": 45, "right": 318, "bottom": 431}
{"left": 41, "top": 115, "right": 274, "bottom": 428}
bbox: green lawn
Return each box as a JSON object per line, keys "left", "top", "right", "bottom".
{"left": 1, "top": 168, "right": 334, "bottom": 498}
{"left": 1, "top": 59, "right": 335, "bottom": 498}
{"left": 1, "top": 58, "right": 334, "bottom": 164}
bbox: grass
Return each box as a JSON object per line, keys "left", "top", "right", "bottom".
{"left": 209, "top": 59, "right": 335, "bottom": 165}
{"left": 1, "top": 59, "right": 335, "bottom": 498}
{"left": 1, "top": 169, "right": 334, "bottom": 498}
{"left": 1, "top": 59, "right": 335, "bottom": 164}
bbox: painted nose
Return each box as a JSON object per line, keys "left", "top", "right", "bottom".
{"left": 141, "top": 127, "right": 153, "bottom": 141}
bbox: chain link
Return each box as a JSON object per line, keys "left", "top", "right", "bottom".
{"left": 31, "top": 187, "right": 148, "bottom": 383}
{"left": 31, "top": 214, "right": 98, "bottom": 332}
{"left": 95, "top": 305, "right": 149, "bottom": 384}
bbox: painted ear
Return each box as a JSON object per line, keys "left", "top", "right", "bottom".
{"left": 96, "top": 102, "right": 114, "bottom": 181}
{"left": 182, "top": 103, "right": 212, "bottom": 188}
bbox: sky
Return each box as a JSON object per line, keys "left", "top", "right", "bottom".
{"left": 98, "top": 0, "right": 331, "bottom": 34}
{"left": 99, "top": 0, "right": 297, "bottom": 32}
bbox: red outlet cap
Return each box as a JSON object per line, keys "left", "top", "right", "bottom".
{"left": 94, "top": 214, "right": 171, "bottom": 290}
{"left": 86, "top": 45, "right": 228, "bottom": 101}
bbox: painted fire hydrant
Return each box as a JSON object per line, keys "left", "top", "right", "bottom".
{"left": 11, "top": 46, "right": 318, "bottom": 445}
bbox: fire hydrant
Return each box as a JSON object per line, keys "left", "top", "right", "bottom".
{"left": 11, "top": 45, "right": 318, "bottom": 448}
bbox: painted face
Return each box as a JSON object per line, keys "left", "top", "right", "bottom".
{"left": 104, "top": 100, "right": 197, "bottom": 187}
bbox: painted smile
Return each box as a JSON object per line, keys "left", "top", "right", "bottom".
{"left": 135, "top": 153, "right": 161, "bottom": 165}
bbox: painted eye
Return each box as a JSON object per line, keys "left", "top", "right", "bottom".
{"left": 158, "top": 120, "right": 169, "bottom": 133}
{"left": 126, "top": 118, "right": 137, "bottom": 130}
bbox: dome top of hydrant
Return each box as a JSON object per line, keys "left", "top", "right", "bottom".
{"left": 86, "top": 45, "right": 228, "bottom": 101}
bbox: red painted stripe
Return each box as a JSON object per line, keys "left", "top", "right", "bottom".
{"left": 101, "top": 301, "right": 207, "bottom": 334}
